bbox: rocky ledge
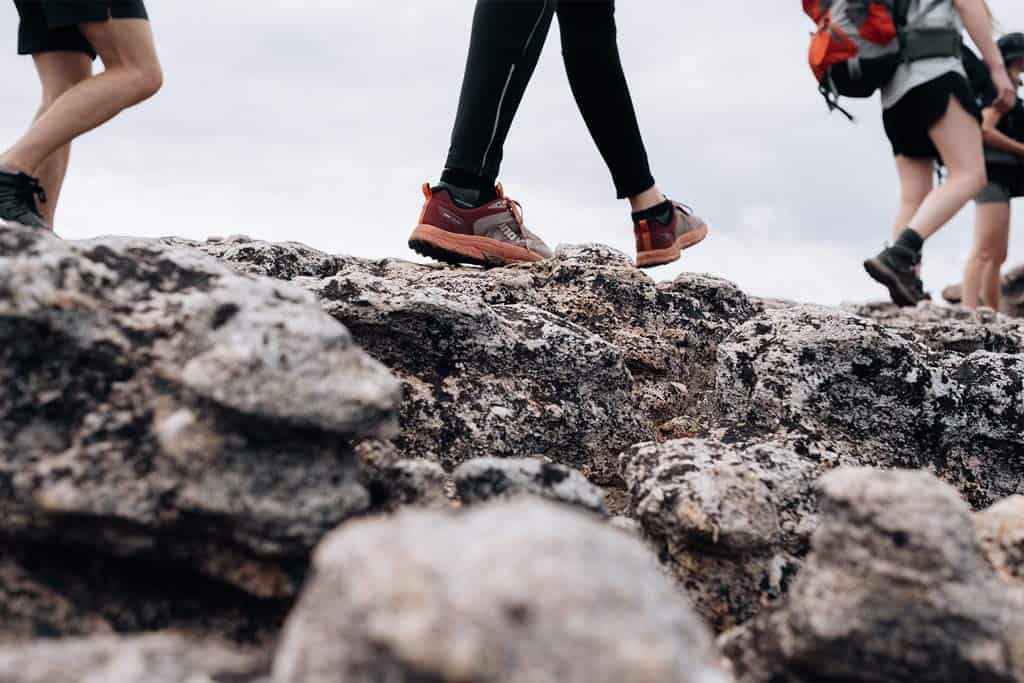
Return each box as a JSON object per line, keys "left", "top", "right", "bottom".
{"left": 1, "top": 229, "right": 1022, "bottom": 681}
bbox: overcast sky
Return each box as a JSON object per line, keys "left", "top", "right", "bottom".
{"left": 2, "top": 1, "right": 1024, "bottom": 304}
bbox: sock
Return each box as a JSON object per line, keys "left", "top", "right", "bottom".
{"left": 631, "top": 199, "right": 674, "bottom": 225}
{"left": 894, "top": 228, "right": 924, "bottom": 254}
{"left": 439, "top": 168, "right": 498, "bottom": 207}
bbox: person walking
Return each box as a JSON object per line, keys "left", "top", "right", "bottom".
{"left": 863, "top": 0, "right": 1014, "bottom": 306}
{"left": 0, "top": 0, "right": 163, "bottom": 231}
{"left": 961, "top": 32, "right": 1024, "bottom": 310}
{"left": 408, "top": 0, "right": 709, "bottom": 269}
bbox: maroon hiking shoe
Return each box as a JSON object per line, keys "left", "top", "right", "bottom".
{"left": 634, "top": 201, "right": 709, "bottom": 269}
{"left": 409, "top": 183, "right": 553, "bottom": 267}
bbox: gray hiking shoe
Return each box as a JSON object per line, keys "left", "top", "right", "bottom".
{"left": 0, "top": 170, "right": 50, "bottom": 231}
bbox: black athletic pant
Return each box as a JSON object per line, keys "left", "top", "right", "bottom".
{"left": 443, "top": 0, "right": 656, "bottom": 200}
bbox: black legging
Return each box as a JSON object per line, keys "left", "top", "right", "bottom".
{"left": 443, "top": 0, "right": 655, "bottom": 199}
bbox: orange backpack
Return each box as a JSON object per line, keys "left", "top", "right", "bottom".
{"left": 805, "top": 0, "right": 959, "bottom": 120}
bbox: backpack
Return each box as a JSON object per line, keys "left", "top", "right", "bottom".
{"left": 805, "top": 0, "right": 963, "bottom": 120}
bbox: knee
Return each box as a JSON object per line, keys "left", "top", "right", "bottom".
{"left": 962, "top": 168, "right": 988, "bottom": 198}
{"left": 974, "top": 241, "right": 1008, "bottom": 266}
{"left": 122, "top": 60, "right": 163, "bottom": 103}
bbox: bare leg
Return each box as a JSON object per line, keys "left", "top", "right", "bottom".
{"left": 892, "top": 157, "right": 933, "bottom": 240}
{"left": 0, "top": 18, "right": 162, "bottom": 174}
{"left": 29, "top": 52, "right": 93, "bottom": 226}
{"left": 962, "top": 201, "right": 1010, "bottom": 310}
{"left": 907, "top": 97, "right": 987, "bottom": 240}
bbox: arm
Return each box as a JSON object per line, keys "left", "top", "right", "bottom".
{"left": 956, "top": 0, "right": 1016, "bottom": 112}
{"left": 980, "top": 107, "right": 1024, "bottom": 156}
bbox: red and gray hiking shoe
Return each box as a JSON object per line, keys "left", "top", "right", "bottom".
{"left": 634, "top": 201, "right": 709, "bottom": 269}
{"left": 409, "top": 183, "right": 553, "bottom": 267}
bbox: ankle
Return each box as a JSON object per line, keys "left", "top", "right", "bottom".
{"left": 628, "top": 185, "right": 664, "bottom": 213}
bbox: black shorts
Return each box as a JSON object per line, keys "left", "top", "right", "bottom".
{"left": 15, "top": 0, "right": 149, "bottom": 60}
{"left": 976, "top": 163, "right": 1024, "bottom": 204}
{"left": 882, "top": 72, "right": 981, "bottom": 160}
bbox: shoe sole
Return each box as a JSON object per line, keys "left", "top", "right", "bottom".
{"left": 636, "top": 224, "right": 709, "bottom": 269}
{"left": 409, "top": 224, "right": 544, "bottom": 268}
{"left": 863, "top": 257, "right": 917, "bottom": 307}
{"left": 0, "top": 218, "right": 44, "bottom": 231}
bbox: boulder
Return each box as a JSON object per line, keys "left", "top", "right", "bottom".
{"left": 273, "top": 500, "right": 732, "bottom": 683}
{"left": 0, "top": 228, "right": 400, "bottom": 601}
{"left": 714, "top": 304, "right": 1024, "bottom": 508}
{"left": 453, "top": 457, "right": 607, "bottom": 515}
{"left": 720, "top": 468, "right": 1024, "bottom": 683}
{"left": 619, "top": 439, "right": 822, "bottom": 631}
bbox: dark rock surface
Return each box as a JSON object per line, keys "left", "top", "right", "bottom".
{"left": 273, "top": 500, "right": 731, "bottom": 683}
{"left": 720, "top": 468, "right": 1024, "bottom": 683}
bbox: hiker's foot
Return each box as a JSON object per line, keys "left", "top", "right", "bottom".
{"left": 409, "top": 182, "right": 553, "bottom": 267}
{"left": 634, "top": 200, "right": 709, "bottom": 269}
{"left": 0, "top": 169, "right": 50, "bottom": 231}
{"left": 863, "top": 244, "right": 929, "bottom": 307}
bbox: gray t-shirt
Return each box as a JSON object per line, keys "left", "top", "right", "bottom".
{"left": 880, "top": 0, "right": 965, "bottom": 110}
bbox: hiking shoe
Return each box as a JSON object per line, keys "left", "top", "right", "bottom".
{"left": 409, "top": 183, "right": 553, "bottom": 267}
{"left": 863, "top": 244, "right": 929, "bottom": 307}
{"left": 634, "top": 201, "right": 709, "bottom": 269}
{"left": 0, "top": 169, "right": 49, "bottom": 231}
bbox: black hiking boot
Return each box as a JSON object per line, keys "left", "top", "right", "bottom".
{"left": 863, "top": 244, "right": 929, "bottom": 307}
{"left": 0, "top": 169, "right": 50, "bottom": 231}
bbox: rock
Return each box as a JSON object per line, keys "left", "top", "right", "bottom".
{"left": 620, "top": 439, "right": 821, "bottom": 631}
{"left": 188, "top": 234, "right": 344, "bottom": 281}
{"left": 0, "top": 633, "right": 269, "bottom": 683}
{"left": 975, "top": 496, "right": 1024, "bottom": 584}
{"left": 357, "top": 441, "right": 450, "bottom": 512}
{"left": 454, "top": 457, "right": 607, "bottom": 515}
{"left": 941, "top": 352, "right": 1024, "bottom": 507}
{"left": 714, "top": 304, "right": 1024, "bottom": 508}
{"left": 208, "top": 239, "right": 755, "bottom": 482}
{"left": 273, "top": 500, "right": 732, "bottom": 683}
{"left": 943, "top": 264, "right": 1024, "bottom": 318}
{"left": 847, "top": 300, "right": 1024, "bottom": 355}
{"left": 1, "top": 543, "right": 288, "bottom": 644}
{"left": 720, "top": 468, "right": 1024, "bottom": 683}
{"left": 305, "top": 254, "right": 651, "bottom": 484}
{"left": 0, "top": 555, "right": 113, "bottom": 641}
{"left": 0, "top": 228, "right": 400, "bottom": 601}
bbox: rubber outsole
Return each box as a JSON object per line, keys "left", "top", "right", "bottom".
{"left": 408, "top": 224, "right": 543, "bottom": 268}
{"left": 863, "top": 257, "right": 916, "bottom": 307}
{"left": 636, "top": 224, "right": 710, "bottom": 269}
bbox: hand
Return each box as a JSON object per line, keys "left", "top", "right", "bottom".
{"left": 990, "top": 66, "right": 1017, "bottom": 113}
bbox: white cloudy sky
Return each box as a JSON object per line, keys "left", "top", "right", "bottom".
{"left": 2, "top": 1, "right": 1024, "bottom": 304}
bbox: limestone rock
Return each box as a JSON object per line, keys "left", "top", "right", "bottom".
{"left": 720, "top": 468, "right": 1024, "bottom": 683}
{"left": 620, "top": 439, "right": 821, "bottom": 630}
{"left": 0, "top": 228, "right": 401, "bottom": 600}
{"left": 273, "top": 500, "right": 732, "bottom": 683}
{"left": 714, "top": 304, "right": 1024, "bottom": 508}
{"left": 454, "top": 457, "right": 607, "bottom": 515}
{"left": 0, "top": 633, "right": 269, "bottom": 683}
